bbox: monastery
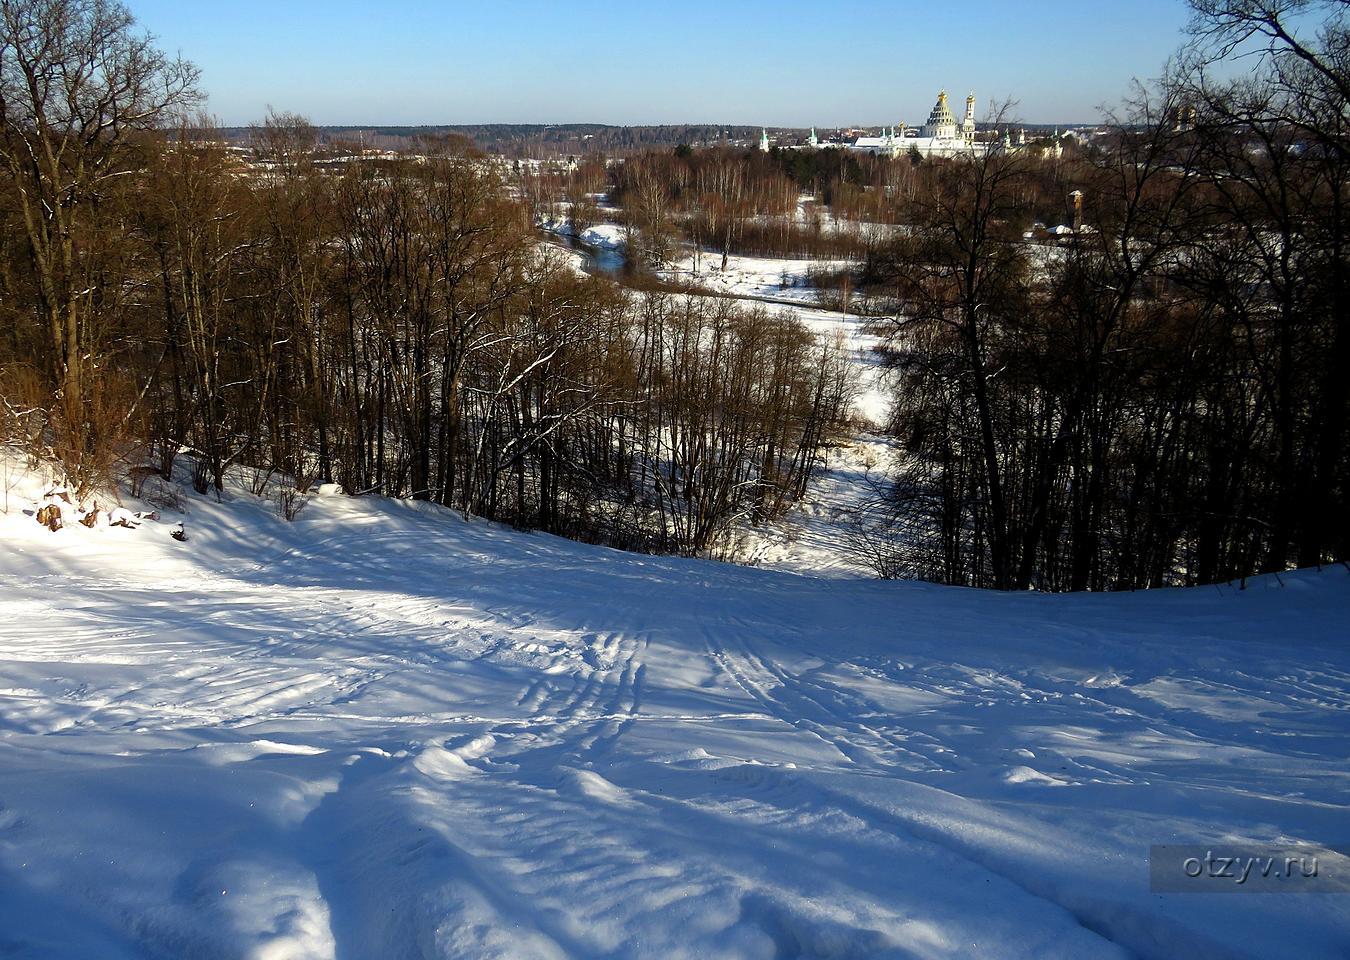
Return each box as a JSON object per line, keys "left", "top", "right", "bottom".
{"left": 851, "top": 90, "right": 987, "bottom": 158}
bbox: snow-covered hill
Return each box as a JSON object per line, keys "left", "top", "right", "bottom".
{"left": 1, "top": 468, "right": 1348, "bottom": 958}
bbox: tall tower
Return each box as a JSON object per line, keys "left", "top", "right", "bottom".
{"left": 962, "top": 92, "right": 977, "bottom": 146}
{"left": 759, "top": 128, "right": 770, "bottom": 152}
{"left": 809, "top": 127, "right": 818, "bottom": 147}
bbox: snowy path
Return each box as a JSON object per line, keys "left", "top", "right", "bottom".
{"left": 2, "top": 483, "right": 1349, "bottom": 958}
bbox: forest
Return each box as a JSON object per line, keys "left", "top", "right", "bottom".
{"left": 2, "top": 0, "right": 1347, "bottom": 588}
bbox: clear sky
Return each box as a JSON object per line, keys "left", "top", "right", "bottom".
{"left": 127, "top": 0, "right": 1196, "bottom": 127}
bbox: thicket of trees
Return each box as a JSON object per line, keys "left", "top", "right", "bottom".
{"left": 535, "top": 131, "right": 1074, "bottom": 280}
{"left": 861, "top": 0, "right": 1350, "bottom": 589}
{"left": 0, "top": 0, "right": 853, "bottom": 557}
{"left": 524, "top": 143, "right": 914, "bottom": 268}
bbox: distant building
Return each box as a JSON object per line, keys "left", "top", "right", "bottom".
{"left": 759, "top": 128, "right": 770, "bottom": 152}
{"left": 851, "top": 90, "right": 988, "bottom": 159}
{"left": 993, "top": 126, "right": 1066, "bottom": 160}
{"left": 852, "top": 125, "right": 904, "bottom": 156}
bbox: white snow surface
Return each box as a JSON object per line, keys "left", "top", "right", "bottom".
{"left": 539, "top": 217, "right": 627, "bottom": 253}
{"left": 2, "top": 461, "right": 1349, "bottom": 959}
{"left": 740, "top": 434, "right": 897, "bottom": 578}
{"left": 660, "top": 251, "right": 848, "bottom": 308}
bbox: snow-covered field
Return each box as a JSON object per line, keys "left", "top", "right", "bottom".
{"left": 2, "top": 462, "right": 1349, "bottom": 959}
{"left": 659, "top": 251, "right": 847, "bottom": 308}
{"left": 778, "top": 302, "right": 889, "bottom": 428}
{"left": 541, "top": 225, "right": 898, "bottom": 579}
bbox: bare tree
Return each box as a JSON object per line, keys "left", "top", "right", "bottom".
{"left": 0, "top": 0, "right": 198, "bottom": 491}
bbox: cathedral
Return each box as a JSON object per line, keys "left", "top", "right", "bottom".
{"left": 851, "top": 90, "right": 987, "bottom": 158}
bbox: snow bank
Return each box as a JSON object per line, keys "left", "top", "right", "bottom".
{"left": 538, "top": 217, "right": 627, "bottom": 253}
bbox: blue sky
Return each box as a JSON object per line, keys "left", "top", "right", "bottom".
{"left": 128, "top": 0, "right": 1195, "bottom": 127}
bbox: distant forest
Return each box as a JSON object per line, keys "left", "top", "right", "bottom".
{"left": 214, "top": 124, "right": 778, "bottom": 157}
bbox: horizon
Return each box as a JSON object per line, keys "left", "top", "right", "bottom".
{"left": 209, "top": 119, "right": 1099, "bottom": 133}
{"left": 128, "top": 0, "right": 1194, "bottom": 128}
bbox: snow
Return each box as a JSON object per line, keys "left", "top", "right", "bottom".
{"left": 661, "top": 250, "right": 849, "bottom": 308}
{"left": 576, "top": 223, "right": 626, "bottom": 251}
{"left": 653, "top": 252, "right": 890, "bottom": 428}
{"left": 2, "top": 453, "right": 1349, "bottom": 958}
{"left": 739, "top": 433, "right": 897, "bottom": 578}
{"left": 780, "top": 302, "right": 890, "bottom": 427}
{"left": 538, "top": 217, "right": 626, "bottom": 253}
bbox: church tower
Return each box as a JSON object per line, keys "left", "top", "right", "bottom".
{"left": 759, "top": 128, "right": 770, "bottom": 152}
{"left": 962, "top": 92, "right": 977, "bottom": 146}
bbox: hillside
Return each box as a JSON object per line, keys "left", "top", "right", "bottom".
{"left": 1, "top": 464, "right": 1347, "bottom": 959}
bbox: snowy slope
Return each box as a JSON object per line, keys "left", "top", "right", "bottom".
{"left": 1, "top": 468, "right": 1349, "bottom": 959}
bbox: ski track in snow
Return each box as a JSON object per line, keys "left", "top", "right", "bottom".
{"left": 1, "top": 475, "right": 1349, "bottom": 959}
